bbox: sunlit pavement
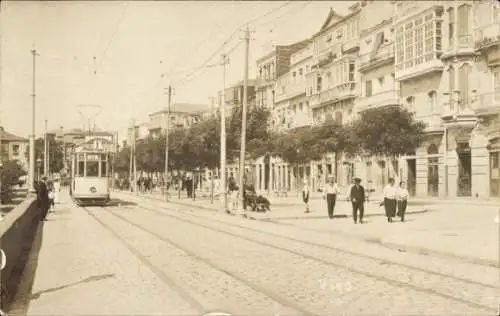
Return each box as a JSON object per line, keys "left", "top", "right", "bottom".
{"left": 12, "top": 191, "right": 499, "bottom": 315}
{"left": 117, "top": 190, "right": 500, "bottom": 266}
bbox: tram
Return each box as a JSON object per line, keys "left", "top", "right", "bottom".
{"left": 70, "top": 147, "right": 112, "bottom": 206}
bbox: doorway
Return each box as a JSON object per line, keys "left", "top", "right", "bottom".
{"left": 427, "top": 144, "right": 439, "bottom": 197}
{"left": 490, "top": 151, "right": 500, "bottom": 197}
{"left": 407, "top": 159, "right": 417, "bottom": 196}
{"left": 457, "top": 142, "right": 472, "bottom": 196}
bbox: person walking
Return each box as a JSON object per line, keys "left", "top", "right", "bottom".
{"left": 302, "top": 179, "right": 310, "bottom": 213}
{"left": 323, "top": 176, "right": 339, "bottom": 219}
{"left": 350, "top": 177, "right": 365, "bottom": 224}
{"left": 37, "top": 177, "right": 50, "bottom": 221}
{"left": 396, "top": 181, "right": 409, "bottom": 222}
{"left": 53, "top": 178, "right": 61, "bottom": 204}
{"left": 383, "top": 178, "right": 398, "bottom": 222}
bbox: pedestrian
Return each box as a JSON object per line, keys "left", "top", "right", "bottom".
{"left": 322, "top": 176, "right": 339, "bottom": 219}
{"left": 37, "top": 177, "right": 50, "bottom": 221}
{"left": 302, "top": 179, "right": 310, "bottom": 213}
{"left": 53, "top": 178, "right": 61, "bottom": 204}
{"left": 396, "top": 181, "right": 409, "bottom": 222}
{"left": 48, "top": 182, "right": 55, "bottom": 210}
{"left": 350, "top": 177, "right": 365, "bottom": 224}
{"left": 383, "top": 178, "right": 397, "bottom": 222}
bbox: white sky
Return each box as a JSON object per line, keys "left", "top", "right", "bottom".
{"left": 0, "top": 0, "right": 354, "bottom": 140}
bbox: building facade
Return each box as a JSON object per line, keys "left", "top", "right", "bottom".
{"left": 147, "top": 103, "right": 209, "bottom": 139}
{"left": 0, "top": 127, "right": 28, "bottom": 170}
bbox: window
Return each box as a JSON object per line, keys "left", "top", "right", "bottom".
{"left": 494, "top": 67, "right": 500, "bottom": 90}
{"left": 428, "top": 91, "right": 437, "bottom": 112}
{"left": 378, "top": 76, "right": 385, "bottom": 87}
{"left": 365, "top": 80, "right": 373, "bottom": 97}
{"left": 335, "top": 112, "right": 343, "bottom": 125}
{"left": 299, "top": 68, "right": 303, "bottom": 76}
{"left": 316, "top": 75, "right": 322, "bottom": 92}
{"left": 12, "top": 144, "right": 19, "bottom": 156}
{"left": 78, "top": 161, "right": 85, "bottom": 176}
{"left": 458, "top": 4, "right": 471, "bottom": 39}
{"left": 348, "top": 62, "right": 355, "bottom": 82}
{"left": 459, "top": 63, "right": 471, "bottom": 109}
{"left": 86, "top": 161, "right": 99, "bottom": 177}
{"left": 395, "top": 9, "right": 442, "bottom": 70}
{"left": 101, "top": 161, "right": 107, "bottom": 177}
{"left": 406, "top": 96, "right": 415, "bottom": 112}
{"left": 448, "top": 7, "right": 454, "bottom": 46}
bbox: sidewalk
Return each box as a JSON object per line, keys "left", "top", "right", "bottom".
{"left": 116, "top": 190, "right": 499, "bottom": 267}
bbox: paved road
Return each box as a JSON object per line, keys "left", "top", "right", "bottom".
{"left": 12, "top": 191, "right": 499, "bottom": 315}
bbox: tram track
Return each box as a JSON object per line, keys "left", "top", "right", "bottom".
{"left": 81, "top": 205, "right": 312, "bottom": 316}
{"left": 112, "top": 199, "right": 498, "bottom": 314}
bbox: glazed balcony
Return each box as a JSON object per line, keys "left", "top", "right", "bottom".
{"left": 356, "top": 90, "right": 400, "bottom": 112}
{"left": 475, "top": 23, "right": 500, "bottom": 51}
{"left": 310, "top": 82, "right": 357, "bottom": 109}
{"left": 358, "top": 43, "right": 395, "bottom": 72}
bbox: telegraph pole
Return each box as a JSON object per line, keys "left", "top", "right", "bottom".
{"left": 164, "top": 85, "right": 173, "bottom": 201}
{"left": 238, "top": 25, "right": 250, "bottom": 214}
{"left": 220, "top": 54, "right": 229, "bottom": 212}
{"left": 29, "top": 48, "right": 39, "bottom": 193}
{"left": 44, "top": 120, "right": 49, "bottom": 178}
{"left": 132, "top": 118, "right": 138, "bottom": 195}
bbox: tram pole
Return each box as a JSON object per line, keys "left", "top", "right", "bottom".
{"left": 132, "top": 118, "right": 138, "bottom": 195}
{"left": 164, "top": 85, "right": 173, "bottom": 201}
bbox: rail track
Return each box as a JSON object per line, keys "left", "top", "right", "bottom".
{"left": 109, "top": 198, "right": 498, "bottom": 314}
{"left": 82, "top": 205, "right": 311, "bottom": 316}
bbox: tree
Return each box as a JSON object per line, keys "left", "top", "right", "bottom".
{"left": 186, "top": 115, "right": 220, "bottom": 169}
{"left": 113, "top": 145, "right": 131, "bottom": 176}
{"left": 227, "top": 106, "right": 273, "bottom": 160}
{"left": 1, "top": 160, "right": 27, "bottom": 203}
{"left": 136, "top": 136, "right": 165, "bottom": 173}
{"left": 352, "top": 106, "right": 427, "bottom": 157}
{"left": 25, "top": 137, "right": 65, "bottom": 175}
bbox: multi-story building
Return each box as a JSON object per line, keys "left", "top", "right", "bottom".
{"left": 0, "top": 127, "right": 28, "bottom": 170}
{"left": 306, "top": 5, "right": 361, "bottom": 189}
{"left": 354, "top": 0, "right": 400, "bottom": 193}
{"left": 392, "top": 0, "right": 500, "bottom": 198}
{"left": 222, "top": 80, "right": 257, "bottom": 118}
{"left": 147, "top": 103, "right": 209, "bottom": 138}
{"left": 126, "top": 122, "right": 150, "bottom": 145}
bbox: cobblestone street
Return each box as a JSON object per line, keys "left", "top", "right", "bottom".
{"left": 29, "top": 194, "right": 492, "bottom": 315}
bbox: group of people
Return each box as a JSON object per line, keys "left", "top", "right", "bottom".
{"left": 301, "top": 176, "right": 409, "bottom": 223}
{"left": 36, "top": 177, "right": 61, "bottom": 221}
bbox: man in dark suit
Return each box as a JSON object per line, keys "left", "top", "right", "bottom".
{"left": 37, "top": 177, "right": 50, "bottom": 221}
{"left": 350, "top": 177, "right": 365, "bottom": 224}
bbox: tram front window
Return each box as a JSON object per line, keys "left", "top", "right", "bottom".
{"left": 101, "top": 161, "right": 107, "bottom": 177}
{"left": 78, "top": 161, "right": 85, "bottom": 176}
{"left": 86, "top": 161, "right": 99, "bottom": 177}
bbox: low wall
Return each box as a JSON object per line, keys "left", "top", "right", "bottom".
{"left": 0, "top": 197, "right": 40, "bottom": 310}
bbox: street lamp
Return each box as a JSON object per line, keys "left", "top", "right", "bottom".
{"left": 36, "top": 157, "right": 42, "bottom": 182}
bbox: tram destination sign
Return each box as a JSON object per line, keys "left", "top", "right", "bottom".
{"left": 86, "top": 154, "right": 100, "bottom": 161}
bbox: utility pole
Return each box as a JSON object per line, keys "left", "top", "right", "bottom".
{"left": 132, "top": 118, "right": 138, "bottom": 195}
{"left": 29, "top": 48, "right": 39, "bottom": 193}
{"left": 164, "top": 85, "right": 173, "bottom": 201}
{"left": 44, "top": 120, "right": 49, "bottom": 178}
{"left": 128, "top": 120, "right": 133, "bottom": 192}
{"left": 220, "top": 54, "right": 229, "bottom": 212}
{"left": 238, "top": 25, "right": 250, "bottom": 214}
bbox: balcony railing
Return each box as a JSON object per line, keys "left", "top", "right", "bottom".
{"left": 475, "top": 23, "right": 500, "bottom": 49}
{"left": 358, "top": 43, "right": 395, "bottom": 70}
{"left": 309, "top": 82, "right": 357, "bottom": 108}
{"left": 356, "top": 90, "right": 400, "bottom": 111}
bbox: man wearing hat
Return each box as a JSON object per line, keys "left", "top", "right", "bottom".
{"left": 322, "top": 176, "right": 339, "bottom": 219}
{"left": 37, "top": 176, "right": 50, "bottom": 221}
{"left": 350, "top": 177, "right": 366, "bottom": 224}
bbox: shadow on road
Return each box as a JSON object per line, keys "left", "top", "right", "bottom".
{"left": 107, "top": 199, "right": 137, "bottom": 207}
{"left": 29, "top": 273, "right": 115, "bottom": 300}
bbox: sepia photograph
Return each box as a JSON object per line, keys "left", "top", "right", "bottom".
{"left": 0, "top": 0, "right": 499, "bottom": 315}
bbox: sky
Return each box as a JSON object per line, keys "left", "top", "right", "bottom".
{"left": 0, "top": 0, "right": 355, "bottom": 141}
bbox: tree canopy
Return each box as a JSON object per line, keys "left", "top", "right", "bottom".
{"left": 352, "top": 106, "right": 427, "bottom": 157}
{"left": 113, "top": 105, "right": 427, "bottom": 176}
{"left": 26, "top": 137, "right": 65, "bottom": 174}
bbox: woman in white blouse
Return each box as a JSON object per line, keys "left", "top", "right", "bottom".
{"left": 396, "top": 181, "right": 409, "bottom": 222}
{"left": 383, "top": 178, "right": 397, "bottom": 222}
